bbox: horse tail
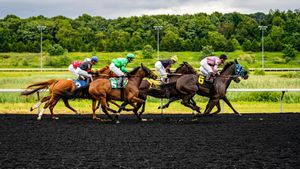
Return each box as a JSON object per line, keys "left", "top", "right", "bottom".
{"left": 26, "top": 79, "right": 58, "bottom": 89}
{"left": 21, "top": 79, "right": 58, "bottom": 96}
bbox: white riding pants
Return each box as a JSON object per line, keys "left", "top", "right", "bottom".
{"left": 75, "top": 68, "right": 92, "bottom": 80}
{"left": 155, "top": 61, "right": 167, "bottom": 79}
{"left": 109, "top": 63, "right": 125, "bottom": 76}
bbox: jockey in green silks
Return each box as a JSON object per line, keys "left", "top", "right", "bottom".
{"left": 109, "top": 53, "right": 135, "bottom": 87}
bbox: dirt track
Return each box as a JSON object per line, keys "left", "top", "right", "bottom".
{"left": 0, "top": 113, "right": 300, "bottom": 168}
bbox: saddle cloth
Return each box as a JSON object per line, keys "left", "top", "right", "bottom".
{"left": 198, "top": 74, "right": 213, "bottom": 89}
{"left": 74, "top": 80, "right": 88, "bottom": 90}
{"left": 109, "top": 78, "right": 128, "bottom": 89}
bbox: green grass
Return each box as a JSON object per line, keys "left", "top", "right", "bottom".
{"left": 0, "top": 53, "right": 299, "bottom": 113}
{"left": 0, "top": 101, "right": 298, "bottom": 114}
{"left": 1, "top": 51, "right": 300, "bottom": 69}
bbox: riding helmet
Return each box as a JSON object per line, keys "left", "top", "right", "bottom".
{"left": 220, "top": 54, "right": 228, "bottom": 60}
{"left": 127, "top": 53, "right": 135, "bottom": 59}
{"left": 91, "top": 56, "right": 98, "bottom": 63}
{"left": 171, "top": 55, "right": 178, "bottom": 62}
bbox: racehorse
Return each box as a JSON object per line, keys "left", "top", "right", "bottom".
{"left": 21, "top": 66, "right": 118, "bottom": 120}
{"left": 136, "top": 62, "right": 198, "bottom": 115}
{"left": 156, "top": 59, "right": 249, "bottom": 115}
{"left": 88, "top": 64, "right": 157, "bottom": 123}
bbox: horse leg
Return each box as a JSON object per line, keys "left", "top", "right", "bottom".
{"left": 48, "top": 97, "right": 60, "bottom": 120}
{"left": 30, "top": 96, "right": 50, "bottom": 111}
{"left": 180, "top": 93, "right": 200, "bottom": 114}
{"left": 189, "top": 98, "right": 201, "bottom": 115}
{"left": 203, "top": 98, "right": 219, "bottom": 115}
{"left": 36, "top": 97, "right": 52, "bottom": 120}
{"left": 158, "top": 97, "right": 180, "bottom": 109}
{"left": 62, "top": 98, "right": 80, "bottom": 115}
{"left": 99, "top": 97, "right": 114, "bottom": 121}
{"left": 210, "top": 101, "right": 221, "bottom": 116}
{"left": 114, "top": 101, "right": 129, "bottom": 123}
{"left": 223, "top": 96, "right": 241, "bottom": 116}
{"left": 92, "top": 99, "right": 101, "bottom": 121}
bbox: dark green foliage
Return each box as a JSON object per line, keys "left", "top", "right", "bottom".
{"left": 1, "top": 10, "right": 300, "bottom": 53}
{"left": 48, "top": 44, "right": 65, "bottom": 56}
{"left": 282, "top": 44, "right": 298, "bottom": 63}
{"left": 142, "top": 45, "right": 154, "bottom": 59}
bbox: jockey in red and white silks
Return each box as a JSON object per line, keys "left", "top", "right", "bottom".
{"left": 199, "top": 54, "right": 227, "bottom": 81}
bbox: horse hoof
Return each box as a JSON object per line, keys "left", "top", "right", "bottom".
{"left": 52, "top": 116, "right": 59, "bottom": 120}
{"left": 115, "top": 120, "right": 120, "bottom": 124}
{"left": 93, "top": 117, "right": 102, "bottom": 121}
{"left": 30, "top": 108, "right": 33, "bottom": 112}
{"left": 141, "top": 118, "right": 148, "bottom": 122}
{"left": 37, "top": 117, "right": 42, "bottom": 121}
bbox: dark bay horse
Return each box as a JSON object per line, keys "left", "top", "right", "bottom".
{"left": 21, "top": 66, "right": 118, "bottom": 120}
{"left": 158, "top": 59, "right": 249, "bottom": 115}
{"left": 135, "top": 62, "right": 198, "bottom": 115}
{"left": 88, "top": 64, "right": 157, "bottom": 123}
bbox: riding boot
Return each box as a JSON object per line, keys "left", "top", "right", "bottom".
{"left": 206, "top": 72, "right": 214, "bottom": 83}
{"left": 118, "top": 76, "right": 124, "bottom": 88}
{"left": 86, "top": 78, "right": 91, "bottom": 85}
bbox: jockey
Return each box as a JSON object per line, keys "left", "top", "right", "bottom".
{"left": 75, "top": 56, "right": 98, "bottom": 84}
{"left": 199, "top": 54, "right": 227, "bottom": 81}
{"left": 68, "top": 58, "right": 91, "bottom": 78}
{"left": 154, "top": 55, "right": 178, "bottom": 83}
{"left": 68, "top": 60, "right": 83, "bottom": 78}
{"left": 109, "top": 53, "right": 135, "bottom": 87}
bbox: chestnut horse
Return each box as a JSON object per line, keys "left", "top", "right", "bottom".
{"left": 88, "top": 64, "right": 157, "bottom": 123}
{"left": 21, "top": 66, "right": 117, "bottom": 120}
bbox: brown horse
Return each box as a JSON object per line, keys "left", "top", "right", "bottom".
{"left": 156, "top": 59, "right": 249, "bottom": 115}
{"left": 136, "top": 62, "right": 197, "bottom": 115}
{"left": 114, "top": 62, "right": 198, "bottom": 120}
{"left": 21, "top": 66, "right": 118, "bottom": 120}
{"left": 88, "top": 64, "right": 157, "bottom": 123}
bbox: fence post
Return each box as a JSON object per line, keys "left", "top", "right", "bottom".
{"left": 280, "top": 91, "right": 285, "bottom": 113}
{"left": 221, "top": 100, "right": 224, "bottom": 113}
{"left": 37, "top": 91, "right": 40, "bottom": 114}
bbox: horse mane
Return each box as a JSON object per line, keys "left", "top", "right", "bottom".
{"left": 174, "top": 62, "right": 197, "bottom": 74}
{"left": 97, "top": 66, "right": 109, "bottom": 73}
{"left": 220, "top": 61, "right": 235, "bottom": 74}
{"left": 128, "top": 66, "right": 141, "bottom": 75}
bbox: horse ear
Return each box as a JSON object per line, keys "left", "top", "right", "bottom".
{"left": 234, "top": 59, "right": 238, "bottom": 64}
{"left": 141, "top": 63, "right": 144, "bottom": 68}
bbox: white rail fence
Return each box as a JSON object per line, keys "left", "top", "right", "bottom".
{"left": 0, "top": 88, "right": 299, "bottom": 113}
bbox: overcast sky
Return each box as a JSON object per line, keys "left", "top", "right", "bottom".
{"left": 1, "top": 0, "right": 300, "bottom": 19}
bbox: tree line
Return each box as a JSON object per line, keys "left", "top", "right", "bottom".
{"left": 0, "top": 9, "right": 300, "bottom": 55}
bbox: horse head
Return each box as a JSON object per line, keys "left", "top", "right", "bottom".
{"left": 127, "top": 64, "right": 157, "bottom": 80}
{"left": 141, "top": 63, "right": 158, "bottom": 80}
{"left": 221, "top": 59, "right": 249, "bottom": 83}
{"left": 175, "top": 62, "right": 197, "bottom": 74}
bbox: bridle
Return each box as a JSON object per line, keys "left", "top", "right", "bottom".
{"left": 218, "top": 62, "right": 246, "bottom": 79}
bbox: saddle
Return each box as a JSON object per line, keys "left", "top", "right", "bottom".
{"left": 72, "top": 79, "right": 89, "bottom": 97}
{"left": 197, "top": 74, "right": 213, "bottom": 89}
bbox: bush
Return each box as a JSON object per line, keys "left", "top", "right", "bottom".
{"left": 280, "top": 72, "right": 300, "bottom": 78}
{"left": 44, "top": 55, "right": 71, "bottom": 67}
{"left": 22, "top": 59, "right": 29, "bottom": 66}
{"left": 282, "top": 44, "right": 298, "bottom": 63}
{"left": 272, "top": 57, "right": 286, "bottom": 64}
{"left": 142, "top": 45, "right": 154, "bottom": 59}
{"left": 238, "top": 54, "right": 255, "bottom": 64}
{"left": 200, "top": 45, "right": 214, "bottom": 60}
{"left": 48, "top": 44, "right": 65, "bottom": 56}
